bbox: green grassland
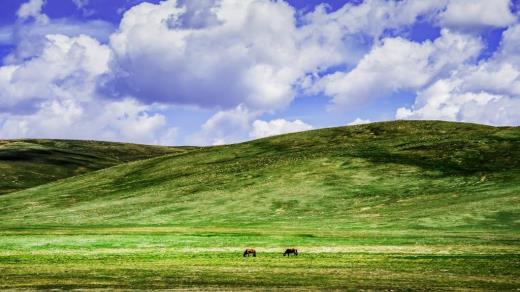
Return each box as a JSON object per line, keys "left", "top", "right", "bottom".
{"left": 0, "top": 120, "right": 519, "bottom": 289}
{"left": 0, "top": 139, "right": 188, "bottom": 195}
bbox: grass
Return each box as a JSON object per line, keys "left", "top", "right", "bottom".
{"left": 0, "top": 139, "right": 190, "bottom": 195}
{"left": 0, "top": 120, "right": 519, "bottom": 289}
{"left": 1, "top": 227, "right": 519, "bottom": 290}
{"left": 3, "top": 252, "right": 519, "bottom": 290}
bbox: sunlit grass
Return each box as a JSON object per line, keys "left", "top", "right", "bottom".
{"left": 0, "top": 121, "right": 519, "bottom": 289}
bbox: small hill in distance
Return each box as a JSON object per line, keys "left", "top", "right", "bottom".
{"left": 0, "top": 139, "right": 191, "bottom": 195}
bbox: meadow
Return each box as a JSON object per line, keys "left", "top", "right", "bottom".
{"left": 0, "top": 121, "right": 519, "bottom": 289}
{"left": 1, "top": 227, "right": 519, "bottom": 290}
{"left": 0, "top": 139, "right": 185, "bottom": 195}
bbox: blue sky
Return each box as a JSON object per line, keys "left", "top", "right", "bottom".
{"left": 0, "top": 0, "right": 519, "bottom": 145}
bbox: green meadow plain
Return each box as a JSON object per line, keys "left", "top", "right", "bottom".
{"left": 0, "top": 121, "right": 519, "bottom": 290}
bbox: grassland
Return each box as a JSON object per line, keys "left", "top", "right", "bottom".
{"left": 0, "top": 139, "right": 188, "bottom": 195}
{"left": 0, "top": 120, "right": 519, "bottom": 290}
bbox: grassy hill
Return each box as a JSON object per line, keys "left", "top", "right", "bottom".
{"left": 0, "top": 139, "right": 190, "bottom": 195}
{"left": 0, "top": 120, "right": 519, "bottom": 290}
{"left": 0, "top": 120, "right": 518, "bottom": 230}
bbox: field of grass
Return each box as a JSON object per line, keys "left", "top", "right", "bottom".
{"left": 1, "top": 226, "right": 519, "bottom": 290}
{"left": 0, "top": 121, "right": 519, "bottom": 289}
{"left": 0, "top": 139, "right": 188, "bottom": 195}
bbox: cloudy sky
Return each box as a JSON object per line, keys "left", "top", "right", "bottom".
{"left": 0, "top": 0, "right": 519, "bottom": 145}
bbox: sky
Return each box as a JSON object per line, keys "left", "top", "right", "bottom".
{"left": 0, "top": 0, "right": 519, "bottom": 145}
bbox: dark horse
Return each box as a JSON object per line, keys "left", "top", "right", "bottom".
{"left": 243, "top": 248, "right": 256, "bottom": 257}
{"left": 283, "top": 248, "right": 298, "bottom": 256}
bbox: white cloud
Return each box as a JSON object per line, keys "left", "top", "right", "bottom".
{"left": 1, "top": 0, "right": 113, "bottom": 64}
{"left": 189, "top": 105, "right": 258, "bottom": 145}
{"left": 72, "top": 0, "right": 96, "bottom": 17}
{"left": 316, "top": 29, "right": 482, "bottom": 109}
{"left": 304, "top": 0, "right": 447, "bottom": 40}
{"left": 1, "top": 0, "right": 519, "bottom": 146}
{"left": 72, "top": 0, "right": 88, "bottom": 9}
{"left": 190, "top": 108, "right": 314, "bottom": 144}
{"left": 104, "top": 0, "right": 456, "bottom": 112}
{"left": 102, "top": 99, "right": 168, "bottom": 143}
{"left": 0, "top": 33, "right": 176, "bottom": 145}
{"left": 105, "top": 0, "right": 304, "bottom": 110}
{"left": 17, "top": 0, "right": 48, "bottom": 23}
{"left": 0, "top": 34, "right": 111, "bottom": 111}
{"left": 249, "top": 119, "right": 314, "bottom": 139}
{"left": 496, "top": 23, "right": 520, "bottom": 66}
{"left": 441, "top": 0, "right": 517, "bottom": 29}
{"left": 396, "top": 79, "right": 520, "bottom": 126}
{"left": 348, "top": 118, "right": 371, "bottom": 125}
{"left": 2, "top": 20, "right": 114, "bottom": 64}
{"left": 0, "top": 98, "right": 175, "bottom": 145}
{"left": 396, "top": 24, "right": 520, "bottom": 126}
{"left": 156, "top": 127, "right": 179, "bottom": 146}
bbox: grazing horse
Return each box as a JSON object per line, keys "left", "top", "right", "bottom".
{"left": 283, "top": 248, "right": 298, "bottom": 256}
{"left": 243, "top": 248, "right": 256, "bottom": 257}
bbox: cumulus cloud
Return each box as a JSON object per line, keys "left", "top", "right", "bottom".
{"left": 2, "top": 20, "right": 114, "bottom": 64}
{"left": 173, "top": 0, "right": 222, "bottom": 29}
{"left": 188, "top": 105, "right": 258, "bottom": 145}
{"left": 0, "top": 32, "right": 175, "bottom": 144}
{"left": 396, "top": 80, "right": 520, "bottom": 126}
{"left": 440, "top": 0, "right": 517, "bottom": 29}
{"left": 104, "top": 0, "right": 303, "bottom": 110}
{"left": 17, "top": 0, "right": 48, "bottom": 22}
{"left": 396, "top": 24, "right": 520, "bottom": 126}
{"left": 303, "top": 0, "right": 446, "bottom": 40}
{"left": 1, "top": 0, "right": 519, "bottom": 145}
{"left": 0, "top": 98, "right": 176, "bottom": 144}
{"left": 0, "top": 34, "right": 111, "bottom": 112}
{"left": 103, "top": 0, "right": 458, "bottom": 112}
{"left": 315, "top": 29, "right": 482, "bottom": 109}
{"left": 249, "top": 119, "right": 314, "bottom": 139}
{"left": 1, "top": 0, "right": 113, "bottom": 64}
{"left": 191, "top": 110, "right": 314, "bottom": 144}
{"left": 496, "top": 23, "right": 520, "bottom": 65}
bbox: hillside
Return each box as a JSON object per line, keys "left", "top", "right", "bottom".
{"left": 1, "top": 120, "right": 518, "bottom": 230}
{"left": 1, "top": 120, "right": 519, "bottom": 290}
{"left": 0, "top": 139, "right": 191, "bottom": 195}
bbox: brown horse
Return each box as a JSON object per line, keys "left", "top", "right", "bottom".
{"left": 283, "top": 248, "right": 298, "bottom": 256}
{"left": 243, "top": 248, "right": 256, "bottom": 257}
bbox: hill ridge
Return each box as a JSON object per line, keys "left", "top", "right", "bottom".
{"left": 0, "top": 120, "right": 518, "bottom": 231}
{"left": 0, "top": 139, "right": 191, "bottom": 195}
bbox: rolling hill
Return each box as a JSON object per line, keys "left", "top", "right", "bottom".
{"left": 1, "top": 120, "right": 519, "bottom": 290}
{"left": 1, "top": 120, "right": 518, "bottom": 230}
{"left": 0, "top": 139, "right": 191, "bottom": 195}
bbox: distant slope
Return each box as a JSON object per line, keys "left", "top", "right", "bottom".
{"left": 0, "top": 139, "right": 193, "bottom": 195}
{"left": 0, "top": 121, "right": 519, "bottom": 231}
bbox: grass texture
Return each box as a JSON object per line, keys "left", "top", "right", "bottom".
{"left": 0, "top": 120, "right": 518, "bottom": 289}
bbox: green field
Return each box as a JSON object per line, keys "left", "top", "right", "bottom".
{"left": 0, "top": 121, "right": 519, "bottom": 290}
{"left": 0, "top": 139, "right": 187, "bottom": 195}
